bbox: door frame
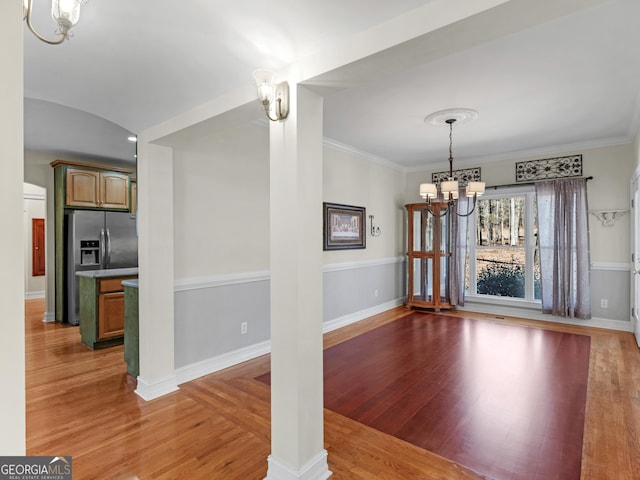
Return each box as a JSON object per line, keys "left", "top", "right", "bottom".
{"left": 630, "top": 167, "right": 640, "bottom": 348}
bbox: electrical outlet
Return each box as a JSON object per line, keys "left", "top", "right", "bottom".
{"left": 600, "top": 299, "right": 608, "bottom": 309}
{"left": 241, "top": 322, "right": 248, "bottom": 334}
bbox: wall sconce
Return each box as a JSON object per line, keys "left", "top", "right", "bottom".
{"left": 369, "top": 215, "right": 381, "bottom": 237}
{"left": 24, "top": 0, "right": 89, "bottom": 45}
{"left": 589, "top": 210, "right": 628, "bottom": 227}
{"left": 252, "top": 69, "right": 289, "bottom": 122}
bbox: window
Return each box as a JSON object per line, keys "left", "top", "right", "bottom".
{"left": 466, "top": 186, "right": 540, "bottom": 302}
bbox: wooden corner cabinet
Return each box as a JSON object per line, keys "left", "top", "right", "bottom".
{"left": 405, "top": 202, "right": 453, "bottom": 311}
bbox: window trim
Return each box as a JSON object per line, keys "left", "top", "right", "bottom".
{"left": 466, "top": 184, "right": 541, "bottom": 304}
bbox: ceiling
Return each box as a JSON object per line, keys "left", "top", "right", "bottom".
{"left": 23, "top": 0, "right": 640, "bottom": 170}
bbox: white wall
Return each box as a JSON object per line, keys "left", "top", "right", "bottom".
{"left": 24, "top": 183, "right": 46, "bottom": 298}
{"left": 173, "top": 122, "right": 270, "bottom": 278}
{"left": 323, "top": 145, "right": 406, "bottom": 262}
{"left": 0, "top": 0, "right": 25, "bottom": 454}
{"left": 172, "top": 123, "right": 409, "bottom": 279}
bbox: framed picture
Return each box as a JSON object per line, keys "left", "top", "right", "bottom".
{"left": 323, "top": 202, "right": 366, "bottom": 250}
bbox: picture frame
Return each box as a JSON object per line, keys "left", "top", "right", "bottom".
{"left": 323, "top": 202, "right": 366, "bottom": 250}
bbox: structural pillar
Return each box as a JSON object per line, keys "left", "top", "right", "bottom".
{"left": 266, "top": 84, "right": 331, "bottom": 480}
{"left": 135, "top": 140, "right": 178, "bottom": 400}
{"left": 0, "top": 0, "right": 25, "bottom": 454}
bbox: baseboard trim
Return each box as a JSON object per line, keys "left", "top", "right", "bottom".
{"left": 175, "top": 340, "right": 271, "bottom": 386}
{"left": 135, "top": 374, "right": 180, "bottom": 401}
{"left": 458, "top": 303, "right": 634, "bottom": 332}
{"left": 265, "top": 451, "right": 332, "bottom": 480}
{"left": 323, "top": 298, "right": 404, "bottom": 334}
{"left": 42, "top": 311, "right": 55, "bottom": 323}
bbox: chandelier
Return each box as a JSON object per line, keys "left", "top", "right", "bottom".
{"left": 419, "top": 109, "right": 484, "bottom": 216}
{"left": 23, "top": 0, "right": 89, "bottom": 45}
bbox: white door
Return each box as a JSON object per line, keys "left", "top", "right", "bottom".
{"left": 632, "top": 182, "right": 640, "bottom": 348}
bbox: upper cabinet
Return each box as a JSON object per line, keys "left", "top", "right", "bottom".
{"left": 66, "top": 168, "right": 130, "bottom": 210}
{"left": 52, "top": 160, "right": 135, "bottom": 212}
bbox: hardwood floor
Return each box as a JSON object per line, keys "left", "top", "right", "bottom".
{"left": 25, "top": 299, "right": 640, "bottom": 479}
{"left": 312, "top": 313, "right": 590, "bottom": 480}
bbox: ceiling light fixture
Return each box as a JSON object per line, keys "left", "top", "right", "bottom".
{"left": 419, "top": 109, "right": 484, "bottom": 217}
{"left": 23, "top": 0, "right": 89, "bottom": 45}
{"left": 252, "top": 69, "right": 289, "bottom": 122}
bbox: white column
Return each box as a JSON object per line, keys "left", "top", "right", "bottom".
{"left": 0, "top": 0, "right": 25, "bottom": 454}
{"left": 135, "top": 140, "right": 178, "bottom": 400}
{"left": 266, "top": 85, "right": 331, "bottom": 480}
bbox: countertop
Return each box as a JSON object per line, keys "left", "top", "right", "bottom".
{"left": 75, "top": 267, "right": 139, "bottom": 279}
{"left": 122, "top": 279, "right": 139, "bottom": 288}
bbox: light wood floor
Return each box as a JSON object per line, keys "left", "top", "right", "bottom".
{"left": 25, "top": 299, "right": 640, "bottom": 479}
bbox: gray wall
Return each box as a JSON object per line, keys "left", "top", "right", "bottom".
{"left": 173, "top": 258, "right": 406, "bottom": 372}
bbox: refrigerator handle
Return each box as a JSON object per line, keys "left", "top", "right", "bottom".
{"left": 106, "top": 228, "right": 112, "bottom": 269}
{"left": 100, "top": 228, "right": 106, "bottom": 269}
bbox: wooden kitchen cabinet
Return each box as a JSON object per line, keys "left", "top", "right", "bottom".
{"left": 98, "top": 277, "right": 128, "bottom": 340}
{"left": 79, "top": 274, "right": 137, "bottom": 349}
{"left": 66, "top": 167, "right": 130, "bottom": 210}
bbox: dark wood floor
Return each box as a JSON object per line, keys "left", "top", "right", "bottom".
{"left": 25, "top": 299, "right": 640, "bottom": 479}
{"left": 258, "top": 312, "right": 591, "bottom": 480}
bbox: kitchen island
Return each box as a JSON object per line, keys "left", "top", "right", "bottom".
{"left": 77, "top": 268, "right": 138, "bottom": 349}
{"left": 122, "top": 279, "right": 139, "bottom": 376}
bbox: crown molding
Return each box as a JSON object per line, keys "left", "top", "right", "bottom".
{"left": 322, "top": 138, "right": 406, "bottom": 172}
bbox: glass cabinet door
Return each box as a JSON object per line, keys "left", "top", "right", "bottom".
{"left": 411, "top": 257, "right": 434, "bottom": 302}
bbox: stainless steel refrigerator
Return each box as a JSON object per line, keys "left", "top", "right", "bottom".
{"left": 66, "top": 210, "right": 138, "bottom": 325}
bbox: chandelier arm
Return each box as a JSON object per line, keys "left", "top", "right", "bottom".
{"left": 25, "top": 0, "right": 68, "bottom": 45}
{"left": 424, "top": 204, "right": 450, "bottom": 218}
{"left": 453, "top": 195, "right": 479, "bottom": 217}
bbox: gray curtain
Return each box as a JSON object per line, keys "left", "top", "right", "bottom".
{"left": 450, "top": 191, "right": 469, "bottom": 306}
{"left": 535, "top": 178, "right": 590, "bottom": 319}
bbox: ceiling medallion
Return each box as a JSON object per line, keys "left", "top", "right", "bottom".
{"left": 424, "top": 108, "right": 478, "bottom": 127}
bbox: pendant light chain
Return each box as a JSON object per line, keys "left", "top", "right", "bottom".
{"left": 447, "top": 118, "right": 455, "bottom": 178}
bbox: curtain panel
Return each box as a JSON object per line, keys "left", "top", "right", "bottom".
{"left": 535, "top": 178, "right": 591, "bottom": 319}
{"left": 450, "top": 192, "right": 469, "bottom": 306}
